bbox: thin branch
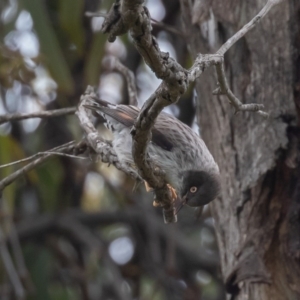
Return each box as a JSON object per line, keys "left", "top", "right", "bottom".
{"left": 0, "top": 195, "right": 33, "bottom": 291}
{"left": 8, "top": 223, "right": 33, "bottom": 292}
{"left": 188, "top": 54, "right": 223, "bottom": 82}
{"left": 85, "top": 11, "right": 107, "bottom": 18}
{"left": 86, "top": 11, "right": 185, "bottom": 38}
{"left": 150, "top": 18, "right": 186, "bottom": 38}
{"left": 0, "top": 151, "right": 87, "bottom": 169}
{"left": 0, "top": 107, "right": 76, "bottom": 125}
{"left": 76, "top": 87, "right": 142, "bottom": 181}
{"left": 0, "top": 141, "right": 80, "bottom": 191}
{"left": 131, "top": 91, "right": 179, "bottom": 223}
{"left": 0, "top": 226, "right": 25, "bottom": 300}
{"left": 34, "top": 152, "right": 87, "bottom": 160}
{"left": 214, "top": 63, "right": 268, "bottom": 117}
{"left": 217, "top": 0, "right": 284, "bottom": 56}
{"left": 198, "top": 61, "right": 269, "bottom": 116}
{"left": 188, "top": 0, "right": 284, "bottom": 116}
{"left": 103, "top": 56, "right": 138, "bottom": 106}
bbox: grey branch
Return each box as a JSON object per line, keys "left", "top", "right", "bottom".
{"left": 217, "top": 0, "right": 284, "bottom": 56}
{"left": 0, "top": 107, "right": 76, "bottom": 125}
{"left": 0, "top": 226, "right": 25, "bottom": 299}
{"left": 76, "top": 86, "right": 142, "bottom": 181}
{"left": 115, "top": 0, "right": 189, "bottom": 223}
{"left": 190, "top": 58, "right": 269, "bottom": 114}
{"left": 85, "top": 11, "right": 107, "bottom": 18}
{"left": 103, "top": 56, "right": 138, "bottom": 106}
{"left": 150, "top": 18, "right": 186, "bottom": 38}
{"left": 0, "top": 151, "right": 87, "bottom": 169}
{"left": 0, "top": 198, "right": 34, "bottom": 293}
{"left": 214, "top": 63, "right": 268, "bottom": 117}
{"left": 0, "top": 141, "right": 84, "bottom": 191}
{"left": 188, "top": 0, "right": 283, "bottom": 116}
{"left": 7, "top": 222, "right": 33, "bottom": 292}
{"left": 86, "top": 10, "right": 184, "bottom": 38}
{"left": 188, "top": 54, "right": 223, "bottom": 82}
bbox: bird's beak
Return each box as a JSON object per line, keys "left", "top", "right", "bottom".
{"left": 174, "top": 195, "right": 187, "bottom": 215}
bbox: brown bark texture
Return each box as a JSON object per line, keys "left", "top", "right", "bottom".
{"left": 181, "top": 0, "right": 300, "bottom": 299}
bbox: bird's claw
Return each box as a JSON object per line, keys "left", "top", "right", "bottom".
{"left": 153, "top": 200, "right": 163, "bottom": 207}
{"left": 145, "top": 182, "right": 164, "bottom": 207}
{"left": 145, "top": 181, "right": 177, "bottom": 208}
{"left": 152, "top": 184, "right": 177, "bottom": 207}
{"left": 167, "top": 184, "right": 177, "bottom": 201}
{"left": 144, "top": 181, "right": 153, "bottom": 192}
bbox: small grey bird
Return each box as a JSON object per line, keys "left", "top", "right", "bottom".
{"left": 85, "top": 99, "right": 220, "bottom": 211}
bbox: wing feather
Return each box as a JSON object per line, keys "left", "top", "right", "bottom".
{"left": 84, "top": 101, "right": 174, "bottom": 151}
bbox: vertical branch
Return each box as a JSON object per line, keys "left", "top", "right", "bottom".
{"left": 76, "top": 86, "right": 142, "bottom": 181}
{"left": 0, "top": 226, "right": 25, "bottom": 300}
{"left": 103, "top": 56, "right": 138, "bottom": 106}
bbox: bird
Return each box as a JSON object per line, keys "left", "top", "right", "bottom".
{"left": 84, "top": 98, "right": 221, "bottom": 212}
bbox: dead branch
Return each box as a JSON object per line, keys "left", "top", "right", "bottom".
{"left": 102, "top": 0, "right": 190, "bottom": 223}
{"left": 217, "top": 0, "right": 284, "bottom": 56}
{"left": 150, "top": 18, "right": 186, "bottom": 38}
{"left": 86, "top": 11, "right": 185, "bottom": 38}
{"left": 188, "top": 0, "right": 283, "bottom": 116}
{"left": 0, "top": 107, "right": 76, "bottom": 125}
{"left": 103, "top": 56, "right": 138, "bottom": 106}
{"left": 0, "top": 226, "right": 25, "bottom": 300}
{"left": 0, "top": 196, "right": 33, "bottom": 293}
{"left": 7, "top": 223, "right": 33, "bottom": 292}
{"left": 0, "top": 151, "right": 87, "bottom": 169}
{"left": 0, "top": 141, "right": 85, "bottom": 191}
{"left": 214, "top": 63, "right": 268, "bottom": 117}
{"left": 76, "top": 86, "right": 142, "bottom": 181}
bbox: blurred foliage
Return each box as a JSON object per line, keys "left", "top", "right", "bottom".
{"left": 0, "top": 135, "right": 33, "bottom": 209}
{"left": 0, "top": 46, "right": 36, "bottom": 88}
{"left": 0, "top": 0, "right": 224, "bottom": 299}
{"left": 20, "top": 0, "right": 75, "bottom": 94}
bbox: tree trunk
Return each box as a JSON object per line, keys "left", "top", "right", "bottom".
{"left": 180, "top": 0, "right": 300, "bottom": 299}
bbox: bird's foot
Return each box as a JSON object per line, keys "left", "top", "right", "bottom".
{"left": 145, "top": 181, "right": 177, "bottom": 208}
{"left": 153, "top": 184, "right": 177, "bottom": 207}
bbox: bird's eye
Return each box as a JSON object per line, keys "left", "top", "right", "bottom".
{"left": 190, "top": 186, "right": 197, "bottom": 193}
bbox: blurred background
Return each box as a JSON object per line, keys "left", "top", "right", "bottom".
{"left": 0, "top": 0, "right": 225, "bottom": 299}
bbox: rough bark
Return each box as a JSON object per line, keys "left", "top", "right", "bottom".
{"left": 181, "top": 0, "right": 300, "bottom": 299}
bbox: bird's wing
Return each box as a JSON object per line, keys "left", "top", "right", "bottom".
{"left": 84, "top": 100, "right": 174, "bottom": 151}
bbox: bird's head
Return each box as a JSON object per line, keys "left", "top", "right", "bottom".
{"left": 175, "top": 170, "right": 221, "bottom": 213}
